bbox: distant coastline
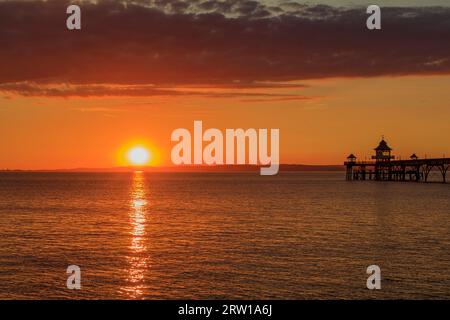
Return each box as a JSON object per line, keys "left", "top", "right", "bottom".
{"left": 0, "top": 164, "right": 345, "bottom": 173}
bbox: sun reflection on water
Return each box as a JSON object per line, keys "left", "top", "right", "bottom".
{"left": 122, "top": 171, "right": 149, "bottom": 299}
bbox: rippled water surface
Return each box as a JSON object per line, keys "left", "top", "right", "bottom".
{"left": 0, "top": 172, "right": 449, "bottom": 299}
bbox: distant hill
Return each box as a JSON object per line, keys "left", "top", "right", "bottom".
{"left": 1, "top": 164, "right": 344, "bottom": 173}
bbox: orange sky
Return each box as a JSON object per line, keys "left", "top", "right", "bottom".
{"left": 1, "top": 75, "right": 449, "bottom": 170}
{"left": 1, "top": 1, "right": 450, "bottom": 170}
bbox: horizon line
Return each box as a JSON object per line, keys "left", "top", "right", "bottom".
{"left": 0, "top": 164, "right": 345, "bottom": 173}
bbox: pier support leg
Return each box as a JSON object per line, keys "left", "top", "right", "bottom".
{"left": 422, "top": 165, "right": 433, "bottom": 183}
{"left": 415, "top": 167, "right": 421, "bottom": 182}
{"left": 438, "top": 165, "right": 449, "bottom": 183}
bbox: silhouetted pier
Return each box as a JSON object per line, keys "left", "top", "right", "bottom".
{"left": 345, "top": 138, "right": 450, "bottom": 183}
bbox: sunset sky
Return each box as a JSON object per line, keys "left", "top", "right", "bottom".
{"left": 1, "top": 0, "right": 449, "bottom": 169}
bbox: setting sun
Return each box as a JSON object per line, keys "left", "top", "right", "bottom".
{"left": 117, "top": 140, "right": 160, "bottom": 167}
{"left": 127, "top": 147, "right": 151, "bottom": 166}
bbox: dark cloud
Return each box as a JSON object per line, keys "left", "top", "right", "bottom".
{"left": 0, "top": 0, "right": 449, "bottom": 96}
{"left": 0, "top": 81, "right": 313, "bottom": 100}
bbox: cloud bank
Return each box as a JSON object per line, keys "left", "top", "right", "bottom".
{"left": 0, "top": 0, "right": 449, "bottom": 97}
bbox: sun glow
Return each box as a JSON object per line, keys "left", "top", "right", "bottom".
{"left": 127, "top": 146, "right": 151, "bottom": 166}
{"left": 117, "top": 140, "right": 160, "bottom": 168}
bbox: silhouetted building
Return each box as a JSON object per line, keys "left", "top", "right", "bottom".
{"left": 372, "top": 138, "right": 394, "bottom": 162}
{"left": 347, "top": 154, "right": 357, "bottom": 163}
